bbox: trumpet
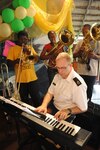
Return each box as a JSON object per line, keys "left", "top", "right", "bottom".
{"left": 44, "top": 29, "right": 74, "bottom": 67}
{"left": 22, "top": 44, "right": 34, "bottom": 63}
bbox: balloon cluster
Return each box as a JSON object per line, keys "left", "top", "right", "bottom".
{"left": 0, "top": 0, "right": 36, "bottom": 38}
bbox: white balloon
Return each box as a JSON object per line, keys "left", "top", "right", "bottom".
{"left": 27, "top": 5, "right": 36, "bottom": 17}
{"left": 15, "top": 6, "right": 27, "bottom": 19}
{"left": 0, "top": 23, "right": 12, "bottom": 38}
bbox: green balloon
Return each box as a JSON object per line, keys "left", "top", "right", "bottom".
{"left": 2, "top": 8, "right": 14, "bottom": 23}
{"left": 18, "top": 0, "right": 30, "bottom": 8}
{"left": 22, "top": 16, "right": 34, "bottom": 28}
{"left": 11, "top": 19, "right": 25, "bottom": 32}
{"left": 12, "top": 0, "right": 19, "bottom": 9}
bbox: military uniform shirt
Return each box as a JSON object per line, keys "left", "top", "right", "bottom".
{"left": 48, "top": 68, "right": 88, "bottom": 111}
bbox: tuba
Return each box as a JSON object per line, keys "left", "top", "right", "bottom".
{"left": 79, "top": 23, "right": 100, "bottom": 70}
{"left": 44, "top": 29, "right": 74, "bottom": 68}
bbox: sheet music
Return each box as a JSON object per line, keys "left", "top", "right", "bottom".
{"left": 0, "top": 96, "right": 39, "bottom": 118}
{"left": 10, "top": 97, "right": 35, "bottom": 111}
{"left": 10, "top": 97, "right": 43, "bottom": 118}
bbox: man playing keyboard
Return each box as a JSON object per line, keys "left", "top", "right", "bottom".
{"left": 36, "top": 52, "right": 88, "bottom": 122}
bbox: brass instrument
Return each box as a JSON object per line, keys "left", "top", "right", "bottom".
{"left": 44, "top": 29, "right": 74, "bottom": 67}
{"left": 21, "top": 44, "right": 34, "bottom": 65}
{"left": 79, "top": 23, "right": 100, "bottom": 70}
{"left": 14, "top": 43, "right": 34, "bottom": 100}
{"left": 47, "top": 29, "right": 74, "bottom": 56}
{"left": 90, "top": 23, "right": 100, "bottom": 41}
{"left": 59, "top": 29, "right": 74, "bottom": 46}
{"left": 1, "top": 63, "right": 14, "bottom": 98}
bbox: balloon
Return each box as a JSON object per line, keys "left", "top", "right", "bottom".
{"left": 0, "top": 15, "right": 3, "bottom": 24}
{"left": 0, "top": 23, "right": 12, "bottom": 38}
{"left": 27, "top": 5, "right": 36, "bottom": 17}
{"left": 18, "top": 0, "right": 30, "bottom": 9}
{"left": 12, "top": 0, "right": 19, "bottom": 9}
{"left": 22, "top": 16, "right": 34, "bottom": 28}
{"left": 11, "top": 19, "right": 25, "bottom": 32}
{"left": 15, "top": 6, "right": 27, "bottom": 19}
{"left": 2, "top": 8, "right": 14, "bottom": 23}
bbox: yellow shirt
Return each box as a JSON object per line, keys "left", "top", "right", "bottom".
{"left": 7, "top": 45, "right": 38, "bottom": 83}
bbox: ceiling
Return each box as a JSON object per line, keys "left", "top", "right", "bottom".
{"left": 72, "top": 0, "right": 100, "bottom": 37}
{"left": 0, "top": 0, "right": 100, "bottom": 39}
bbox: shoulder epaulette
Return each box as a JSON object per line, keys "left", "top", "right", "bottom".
{"left": 73, "top": 77, "right": 82, "bottom": 86}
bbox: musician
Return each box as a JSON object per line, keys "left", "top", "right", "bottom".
{"left": 40, "top": 30, "right": 64, "bottom": 84}
{"left": 36, "top": 52, "right": 88, "bottom": 121}
{"left": 73, "top": 24, "right": 100, "bottom": 101}
{"left": 7, "top": 31, "right": 41, "bottom": 107}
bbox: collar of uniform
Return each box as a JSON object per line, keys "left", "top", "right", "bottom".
{"left": 66, "top": 68, "right": 74, "bottom": 83}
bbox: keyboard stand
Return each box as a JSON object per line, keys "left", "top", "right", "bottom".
{"left": 16, "top": 122, "right": 40, "bottom": 150}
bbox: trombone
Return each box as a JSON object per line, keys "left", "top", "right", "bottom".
{"left": 1, "top": 63, "right": 14, "bottom": 98}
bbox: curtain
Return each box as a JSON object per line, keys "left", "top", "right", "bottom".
{"left": 29, "top": 0, "right": 74, "bottom": 37}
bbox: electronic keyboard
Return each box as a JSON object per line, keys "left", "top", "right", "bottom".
{"left": 0, "top": 96, "right": 92, "bottom": 148}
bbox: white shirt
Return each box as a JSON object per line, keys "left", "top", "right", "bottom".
{"left": 48, "top": 68, "right": 87, "bottom": 111}
{"left": 74, "top": 40, "right": 100, "bottom": 76}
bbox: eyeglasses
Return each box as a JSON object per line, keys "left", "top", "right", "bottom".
{"left": 56, "top": 64, "right": 70, "bottom": 70}
{"left": 56, "top": 67, "right": 66, "bottom": 70}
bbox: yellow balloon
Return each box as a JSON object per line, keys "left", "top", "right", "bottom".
{"left": 0, "top": 23, "right": 12, "bottom": 38}
{"left": 15, "top": 6, "right": 27, "bottom": 19}
{"left": 0, "top": 15, "right": 3, "bottom": 24}
{"left": 27, "top": 5, "right": 36, "bottom": 17}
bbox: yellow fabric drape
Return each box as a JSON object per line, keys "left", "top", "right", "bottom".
{"left": 31, "top": 0, "right": 74, "bottom": 35}
{"left": 0, "top": 0, "right": 74, "bottom": 42}
{"left": 31, "top": 0, "right": 47, "bottom": 12}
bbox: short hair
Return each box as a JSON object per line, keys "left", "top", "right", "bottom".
{"left": 56, "top": 52, "right": 72, "bottom": 64}
{"left": 48, "top": 30, "right": 56, "bottom": 38}
{"left": 17, "top": 30, "right": 28, "bottom": 39}
{"left": 83, "top": 24, "right": 91, "bottom": 29}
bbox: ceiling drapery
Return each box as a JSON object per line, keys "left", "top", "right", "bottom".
{"left": 0, "top": 0, "right": 74, "bottom": 41}
{"left": 30, "top": 0, "right": 74, "bottom": 36}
